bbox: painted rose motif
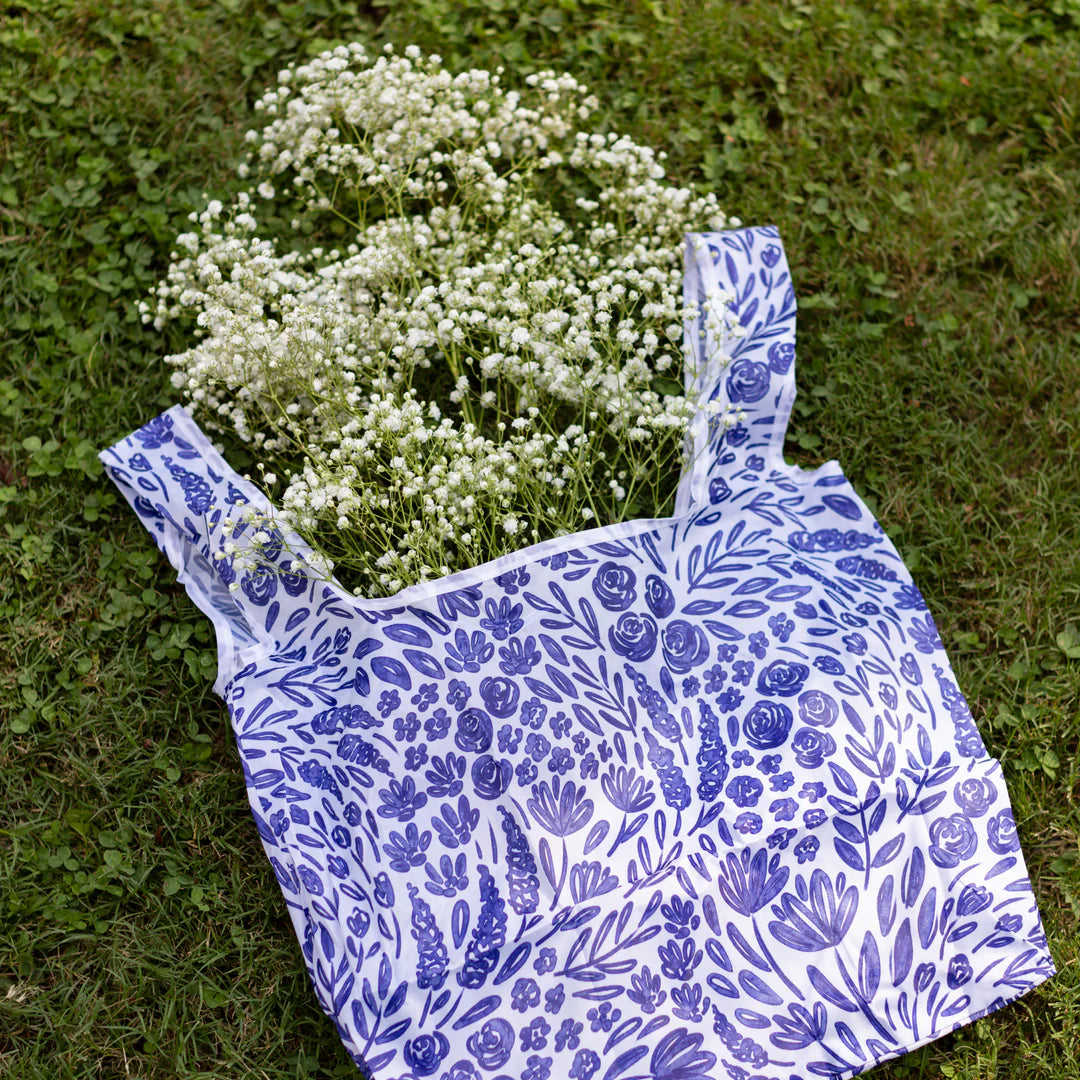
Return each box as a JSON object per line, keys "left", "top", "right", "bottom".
{"left": 743, "top": 701, "right": 794, "bottom": 750}
{"left": 609, "top": 612, "right": 658, "bottom": 661}
{"left": 466, "top": 1018, "right": 514, "bottom": 1070}
{"left": 592, "top": 562, "right": 637, "bottom": 612}
{"left": 455, "top": 708, "right": 493, "bottom": 753}
{"left": 988, "top": 808, "right": 1021, "bottom": 853}
{"left": 791, "top": 726, "right": 836, "bottom": 768}
{"left": 929, "top": 814, "right": 979, "bottom": 868}
{"left": 661, "top": 620, "right": 710, "bottom": 673}
{"left": 767, "top": 340, "right": 794, "bottom": 374}
{"left": 478, "top": 676, "right": 519, "bottom": 718}
{"left": 726, "top": 358, "right": 771, "bottom": 403}
{"left": 757, "top": 659, "right": 810, "bottom": 698}
{"left": 644, "top": 574, "right": 676, "bottom": 619}
{"left": 954, "top": 777, "right": 998, "bottom": 817}
{"left": 797, "top": 689, "right": 838, "bottom": 727}
{"left": 404, "top": 1033, "right": 450, "bottom": 1077}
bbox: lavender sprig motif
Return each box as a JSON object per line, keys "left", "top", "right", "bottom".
{"left": 457, "top": 865, "right": 506, "bottom": 989}
{"left": 408, "top": 883, "right": 449, "bottom": 991}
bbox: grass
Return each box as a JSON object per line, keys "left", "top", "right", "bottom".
{"left": 1, "top": 0, "right": 1079, "bottom": 1076}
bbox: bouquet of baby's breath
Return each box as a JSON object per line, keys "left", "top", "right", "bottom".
{"left": 146, "top": 43, "right": 741, "bottom": 598}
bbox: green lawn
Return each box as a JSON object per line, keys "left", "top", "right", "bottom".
{"left": 2, "top": 0, "right": 1079, "bottom": 1076}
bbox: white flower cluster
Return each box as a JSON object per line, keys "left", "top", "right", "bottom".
{"left": 144, "top": 43, "right": 740, "bottom": 596}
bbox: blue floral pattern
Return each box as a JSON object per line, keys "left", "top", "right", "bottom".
{"left": 100, "top": 226, "right": 1054, "bottom": 1080}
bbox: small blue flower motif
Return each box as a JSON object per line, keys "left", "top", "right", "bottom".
{"left": 767, "top": 339, "right": 795, "bottom": 373}
{"left": 800, "top": 781, "right": 827, "bottom": 803}
{"left": 579, "top": 753, "right": 598, "bottom": 780}
{"left": 735, "top": 812, "right": 763, "bottom": 835}
{"left": 549, "top": 747, "right": 574, "bottom": 775}
{"left": 545, "top": 551, "right": 568, "bottom": 571}
{"left": 910, "top": 614, "right": 944, "bottom": 654}
{"left": 746, "top": 454, "right": 765, "bottom": 473}
{"left": 550, "top": 712, "right": 571, "bottom": 738}
{"left": 526, "top": 732, "right": 551, "bottom": 762}
{"left": 586, "top": 1002, "right": 621, "bottom": 1033}
{"left": 955, "top": 777, "right": 998, "bottom": 817}
{"left": 511, "top": 977, "right": 541, "bottom": 1013}
{"left": 499, "top": 636, "right": 541, "bottom": 676}
{"left": 544, "top": 984, "right": 565, "bottom": 1014}
{"left": 733, "top": 660, "right": 755, "bottom": 685}
{"left": 896, "top": 654, "right": 922, "bottom": 688}
{"left": 494, "top": 566, "right": 529, "bottom": 594}
{"left": 726, "top": 775, "right": 763, "bottom": 808}
{"left": 767, "top": 827, "right": 798, "bottom": 850}
{"left": 446, "top": 679, "right": 472, "bottom": 711}
{"left": 570, "top": 1050, "right": 601, "bottom": 1080}
{"left": 726, "top": 422, "right": 750, "bottom": 447}
{"left": 757, "top": 754, "right": 781, "bottom": 776}
{"left": 479, "top": 596, "right": 525, "bottom": 640}
{"left": 404, "top": 743, "right": 428, "bottom": 770}
{"left": 794, "top": 836, "right": 820, "bottom": 863}
{"left": 520, "top": 1017, "right": 550, "bottom": 1051}
{"left": 804, "top": 808, "right": 827, "bottom": 829}
{"left": 929, "top": 813, "right": 979, "bottom": 867}
{"left": 394, "top": 712, "right": 421, "bottom": 743}
{"left": 445, "top": 629, "right": 495, "bottom": 673}
{"left": 521, "top": 698, "right": 547, "bottom": 730}
{"left": 813, "top": 655, "right": 846, "bottom": 676}
{"left": 987, "top": 808, "right": 1020, "bottom": 853}
{"left": 597, "top": 740, "right": 612, "bottom": 763}
{"left": 411, "top": 682, "right": 439, "bottom": 711}
{"left": 425, "top": 708, "right": 452, "bottom": 742}
{"left": 498, "top": 724, "right": 522, "bottom": 754}
{"left": 957, "top": 884, "right": 992, "bottom": 917}
{"left": 770, "top": 797, "right": 798, "bottom": 821}
{"left": 748, "top": 633, "right": 768, "bottom": 659}
{"left": 705, "top": 664, "right": 727, "bottom": 693}
{"left": 761, "top": 243, "right": 782, "bottom": 268}
{"left": 555, "top": 1018, "right": 582, "bottom": 1052}
{"left": 382, "top": 824, "right": 430, "bottom": 872}
{"left": 842, "top": 632, "right": 868, "bottom": 656}
{"left": 768, "top": 613, "right": 795, "bottom": 642}
{"left": 947, "top": 954, "right": 973, "bottom": 989}
{"left": 592, "top": 562, "right": 637, "bottom": 612}
{"left": 516, "top": 760, "right": 538, "bottom": 787}
{"left": 682, "top": 676, "right": 701, "bottom": 697}
{"left": 708, "top": 476, "right": 731, "bottom": 505}
{"left": 534, "top": 947, "right": 557, "bottom": 974}
{"left": 572, "top": 731, "right": 589, "bottom": 753}
{"left": 731, "top": 750, "right": 754, "bottom": 768}
{"left": 894, "top": 583, "right": 929, "bottom": 610}
{"left": 270, "top": 810, "right": 289, "bottom": 836}
{"left": 377, "top": 777, "right": 428, "bottom": 822}
{"left": 297, "top": 866, "right": 323, "bottom": 896}
{"left": 770, "top": 771, "right": 795, "bottom": 792}
{"left": 628, "top": 966, "right": 666, "bottom": 1014}
{"left": 716, "top": 687, "right": 744, "bottom": 712}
